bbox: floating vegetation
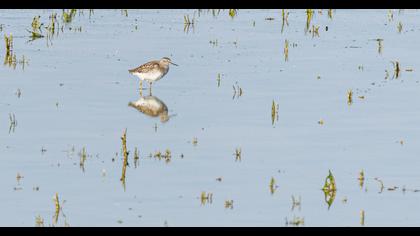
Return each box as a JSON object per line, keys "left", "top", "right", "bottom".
{"left": 234, "top": 147, "right": 241, "bottom": 161}
{"left": 192, "top": 137, "right": 198, "bottom": 146}
{"left": 269, "top": 177, "right": 277, "bottom": 195}
{"left": 271, "top": 100, "right": 279, "bottom": 126}
{"left": 163, "top": 149, "right": 171, "bottom": 163}
{"left": 210, "top": 9, "right": 221, "bottom": 18}
{"left": 291, "top": 195, "right": 302, "bottom": 211}
{"left": 285, "top": 216, "right": 305, "bottom": 226}
{"left": 153, "top": 149, "right": 172, "bottom": 163}
{"left": 322, "top": 170, "right": 337, "bottom": 209}
{"left": 200, "top": 191, "right": 213, "bottom": 205}
{"left": 281, "top": 9, "right": 289, "bottom": 33}
{"left": 78, "top": 147, "right": 87, "bottom": 172}
{"left": 16, "top": 172, "right": 23, "bottom": 184}
{"left": 229, "top": 9, "right": 237, "bottom": 19}
{"left": 232, "top": 82, "right": 243, "bottom": 99}
{"left": 183, "top": 14, "right": 195, "bottom": 33}
{"left": 388, "top": 10, "right": 394, "bottom": 22}
{"left": 374, "top": 177, "right": 384, "bottom": 193}
{"left": 45, "top": 12, "right": 61, "bottom": 47}
{"left": 318, "top": 119, "right": 324, "bottom": 125}
{"left": 388, "top": 186, "right": 398, "bottom": 191}
{"left": 121, "top": 9, "right": 128, "bottom": 17}
{"left": 305, "top": 9, "right": 314, "bottom": 33}
{"left": 18, "top": 55, "right": 29, "bottom": 70}
{"left": 397, "top": 21, "right": 403, "bottom": 33}
{"left": 360, "top": 210, "right": 365, "bottom": 226}
{"left": 284, "top": 39, "right": 289, "bottom": 61}
{"left": 224, "top": 200, "right": 234, "bottom": 209}
{"left": 89, "top": 9, "right": 94, "bottom": 19}
{"left": 133, "top": 147, "right": 139, "bottom": 168}
{"left": 209, "top": 39, "right": 218, "bottom": 47}
{"left": 31, "top": 15, "right": 42, "bottom": 31}
{"left": 47, "top": 13, "right": 58, "bottom": 36}
{"left": 52, "top": 193, "right": 61, "bottom": 225}
{"left": 216, "top": 73, "right": 221, "bottom": 87}
{"left": 347, "top": 89, "right": 353, "bottom": 106}
{"left": 70, "top": 26, "right": 82, "bottom": 32}
{"left": 391, "top": 61, "right": 401, "bottom": 79}
{"left": 35, "top": 215, "right": 44, "bottom": 227}
{"left": 120, "top": 129, "right": 129, "bottom": 189}
{"left": 9, "top": 113, "right": 17, "bottom": 134}
{"left": 328, "top": 9, "right": 333, "bottom": 19}
{"left": 62, "top": 9, "right": 77, "bottom": 24}
{"left": 153, "top": 151, "right": 161, "bottom": 159}
{"left": 4, "top": 33, "right": 13, "bottom": 54}
{"left": 310, "top": 25, "right": 320, "bottom": 37}
{"left": 358, "top": 170, "right": 365, "bottom": 189}
{"left": 27, "top": 15, "right": 44, "bottom": 41}
{"left": 4, "top": 33, "right": 17, "bottom": 68}
{"left": 376, "top": 38, "right": 383, "bottom": 54}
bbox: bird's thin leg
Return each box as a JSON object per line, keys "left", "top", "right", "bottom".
{"left": 149, "top": 81, "right": 153, "bottom": 96}
{"left": 139, "top": 80, "right": 143, "bottom": 97}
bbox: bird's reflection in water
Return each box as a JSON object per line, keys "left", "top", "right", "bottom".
{"left": 128, "top": 95, "right": 172, "bottom": 123}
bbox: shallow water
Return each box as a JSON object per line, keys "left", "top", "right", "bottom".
{"left": 1, "top": 9, "right": 420, "bottom": 226}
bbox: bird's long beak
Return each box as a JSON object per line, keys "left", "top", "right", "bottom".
{"left": 170, "top": 62, "right": 178, "bottom": 66}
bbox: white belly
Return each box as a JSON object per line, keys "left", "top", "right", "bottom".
{"left": 133, "top": 71, "right": 166, "bottom": 82}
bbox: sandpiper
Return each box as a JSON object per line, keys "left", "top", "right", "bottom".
{"left": 128, "top": 57, "right": 178, "bottom": 94}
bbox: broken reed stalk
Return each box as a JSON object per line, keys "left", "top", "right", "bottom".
{"left": 120, "top": 129, "right": 129, "bottom": 184}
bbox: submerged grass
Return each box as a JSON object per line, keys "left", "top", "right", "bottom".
{"left": 269, "top": 177, "right": 277, "bottom": 194}
{"left": 284, "top": 39, "right": 289, "bottom": 61}
{"left": 120, "top": 129, "right": 129, "bottom": 189}
{"left": 200, "top": 191, "right": 213, "bottom": 205}
{"left": 134, "top": 147, "right": 139, "bottom": 168}
{"left": 281, "top": 9, "right": 289, "bottom": 33}
{"left": 224, "top": 200, "right": 234, "bottom": 209}
{"left": 347, "top": 90, "right": 353, "bottom": 106}
{"left": 358, "top": 170, "right": 365, "bottom": 189}
{"left": 234, "top": 147, "right": 241, "bottom": 161}
{"left": 271, "top": 100, "right": 279, "bottom": 126}
{"left": 9, "top": 113, "right": 17, "bottom": 134}
{"left": 322, "top": 170, "right": 337, "bottom": 209}
{"left": 391, "top": 61, "right": 401, "bottom": 78}
{"left": 4, "top": 33, "right": 16, "bottom": 68}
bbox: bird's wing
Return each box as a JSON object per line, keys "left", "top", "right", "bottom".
{"left": 129, "top": 61, "right": 159, "bottom": 73}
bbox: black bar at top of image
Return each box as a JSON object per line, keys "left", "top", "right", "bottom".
{"left": 0, "top": 0, "right": 418, "bottom": 10}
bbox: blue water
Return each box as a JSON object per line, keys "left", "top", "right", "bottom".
{"left": 1, "top": 9, "right": 420, "bottom": 226}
